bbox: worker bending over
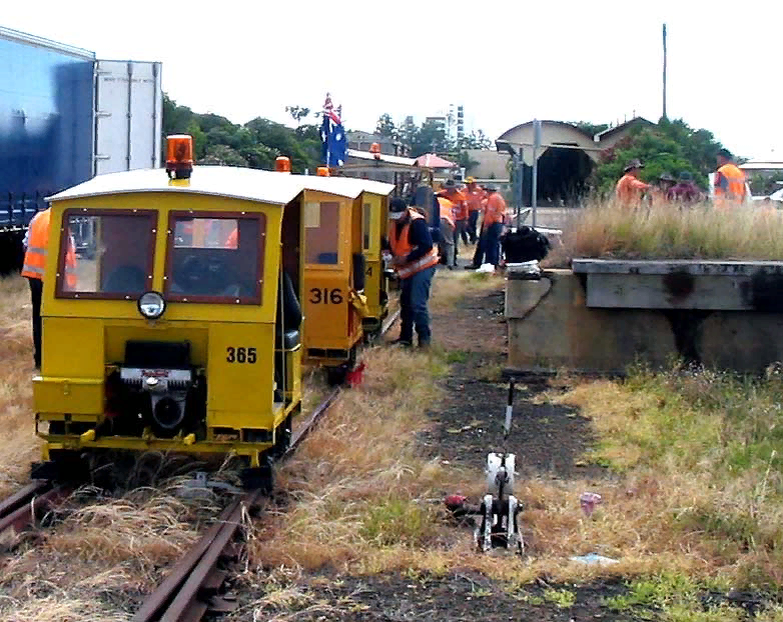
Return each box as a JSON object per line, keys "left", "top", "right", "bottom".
{"left": 437, "top": 195, "right": 456, "bottom": 269}
{"left": 387, "top": 197, "right": 438, "bottom": 348}
{"left": 438, "top": 180, "right": 468, "bottom": 266}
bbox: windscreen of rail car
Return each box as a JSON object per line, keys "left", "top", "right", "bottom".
{"left": 60, "top": 211, "right": 155, "bottom": 296}
{"left": 167, "top": 214, "right": 264, "bottom": 300}
{"left": 304, "top": 201, "right": 340, "bottom": 265}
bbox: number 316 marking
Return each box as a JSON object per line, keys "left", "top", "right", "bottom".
{"left": 309, "top": 288, "right": 343, "bottom": 304}
{"left": 226, "top": 347, "right": 257, "bottom": 363}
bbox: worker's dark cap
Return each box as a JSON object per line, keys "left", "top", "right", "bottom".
{"left": 623, "top": 159, "right": 644, "bottom": 172}
{"left": 443, "top": 179, "right": 457, "bottom": 188}
{"left": 718, "top": 148, "right": 733, "bottom": 159}
{"left": 485, "top": 185, "right": 498, "bottom": 192}
{"left": 679, "top": 171, "right": 693, "bottom": 181}
{"left": 389, "top": 197, "right": 408, "bottom": 213}
{"left": 659, "top": 172, "right": 676, "bottom": 182}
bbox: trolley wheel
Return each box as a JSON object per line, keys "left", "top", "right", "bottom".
{"left": 241, "top": 455, "right": 275, "bottom": 493}
{"left": 326, "top": 365, "right": 348, "bottom": 386}
{"left": 273, "top": 414, "right": 292, "bottom": 458}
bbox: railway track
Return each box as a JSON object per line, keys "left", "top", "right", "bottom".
{"left": 0, "top": 480, "right": 69, "bottom": 538}
{"left": 131, "top": 388, "right": 339, "bottom": 622}
{"left": 132, "top": 308, "right": 399, "bottom": 621}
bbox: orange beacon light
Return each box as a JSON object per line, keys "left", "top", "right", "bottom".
{"left": 166, "top": 134, "right": 194, "bottom": 180}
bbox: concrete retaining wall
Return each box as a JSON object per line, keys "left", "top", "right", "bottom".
{"left": 506, "top": 267, "right": 783, "bottom": 374}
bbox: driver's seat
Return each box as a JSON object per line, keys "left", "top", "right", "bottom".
{"left": 276, "top": 271, "right": 301, "bottom": 349}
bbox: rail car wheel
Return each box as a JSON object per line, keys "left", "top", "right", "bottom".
{"left": 31, "top": 449, "right": 89, "bottom": 484}
{"left": 241, "top": 455, "right": 275, "bottom": 492}
{"left": 325, "top": 347, "right": 357, "bottom": 386}
{"left": 273, "top": 414, "right": 293, "bottom": 458}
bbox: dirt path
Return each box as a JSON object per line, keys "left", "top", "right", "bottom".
{"left": 268, "top": 269, "right": 622, "bottom": 622}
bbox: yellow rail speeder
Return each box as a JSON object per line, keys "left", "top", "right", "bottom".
{"left": 32, "top": 146, "right": 312, "bottom": 486}
{"left": 289, "top": 173, "right": 394, "bottom": 382}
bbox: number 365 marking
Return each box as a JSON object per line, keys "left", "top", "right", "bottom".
{"left": 226, "top": 347, "right": 257, "bottom": 363}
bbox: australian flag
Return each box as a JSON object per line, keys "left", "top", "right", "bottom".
{"left": 320, "top": 93, "right": 346, "bottom": 167}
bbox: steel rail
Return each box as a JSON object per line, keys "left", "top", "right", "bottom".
{"left": 0, "top": 481, "right": 68, "bottom": 536}
{"left": 132, "top": 386, "right": 341, "bottom": 622}
{"left": 134, "top": 303, "right": 399, "bottom": 621}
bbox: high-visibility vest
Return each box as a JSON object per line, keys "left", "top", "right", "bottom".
{"left": 483, "top": 193, "right": 508, "bottom": 227}
{"left": 225, "top": 227, "right": 238, "bottom": 249}
{"left": 437, "top": 197, "right": 455, "bottom": 228}
{"left": 388, "top": 209, "right": 439, "bottom": 279}
{"left": 22, "top": 209, "right": 77, "bottom": 287}
{"left": 714, "top": 163, "right": 746, "bottom": 205}
{"left": 464, "top": 186, "right": 486, "bottom": 212}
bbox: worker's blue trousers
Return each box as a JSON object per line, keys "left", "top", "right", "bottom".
{"left": 399, "top": 265, "right": 435, "bottom": 346}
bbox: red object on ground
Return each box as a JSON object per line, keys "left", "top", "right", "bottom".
{"left": 346, "top": 362, "right": 366, "bottom": 387}
{"left": 444, "top": 494, "right": 467, "bottom": 510}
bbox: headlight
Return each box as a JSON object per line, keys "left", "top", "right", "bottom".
{"left": 138, "top": 291, "right": 166, "bottom": 319}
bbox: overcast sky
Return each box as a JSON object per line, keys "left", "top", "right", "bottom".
{"left": 4, "top": 0, "right": 781, "bottom": 159}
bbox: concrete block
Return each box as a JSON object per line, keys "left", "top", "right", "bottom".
{"left": 700, "top": 313, "right": 783, "bottom": 372}
{"left": 506, "top": 270, "right": 677, "bottom": 374}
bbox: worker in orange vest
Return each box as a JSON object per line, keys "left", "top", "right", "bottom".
{"left": 386, "top": 197, "right": 438, "bottom": 347}
{"left": 438, "top": 179, "right": 468, "bottom": 266}
{"left": 713, "top": 148, "right": 746, "bottom": 209}
{"left": 467, "top": 186, "right": 507, "bottom": 269}
{"left": 463, "top": 177, "right": 486, "bottom": 244}
{"left": 21, "top": 208, "right": 77, "bottom": 369}
{"left": 437, "top": 196, "right": 456, "bottom": 269}
{"left": 615, "top": 159, "right": 650, "bottom": 207}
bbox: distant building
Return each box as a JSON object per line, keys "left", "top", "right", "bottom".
{"left": 463, "top": 149, "right": 510, "bottom": 181}
{"left": 495, "top": 117, "right": 652, "bottom": 205}
{"left": 346, "top": 131, "right": 408, "bottom": 156}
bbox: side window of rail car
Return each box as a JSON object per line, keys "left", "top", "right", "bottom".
{"left": 57, "top": 210, "right": 155, "bottom": 298}
{"left": 362, "top": 202, "right": 371, "bottom": 251}
{"left": 304, "top": 201, "right": 340, "bottom": 265}
{"left": 166, "top": 214, "right": 265, "bottom": 303}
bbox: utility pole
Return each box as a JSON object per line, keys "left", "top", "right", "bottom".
{"left": 662, "top": 23, "right": 668, "bottom": 120}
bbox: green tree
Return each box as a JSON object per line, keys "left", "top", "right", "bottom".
{"left": 375, "top": 113, "right": 397, "bottom": 139}
{"left": 590, "top": 118, "right": 726, "bottom": 194}
{"left": 461, "top": 129, "right": 492, "bottom": 150}
{"left": 186, "top": 120, "right": 207, "bottom": 160}
{"left": 285, "top": 105, "right": 311, "bottom": 125}
{"left": 201, "top": 144, "right": 248, "bottom": 167}
{"left": 572, "top": 121, "right": 609, "bottom": 138}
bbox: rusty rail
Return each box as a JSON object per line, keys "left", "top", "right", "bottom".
{"left": 133, "top": 306, "right": 397, "bottom": 621}
{"left": 133, "top": 386, "right": 341, "bottom": 622}
{"left": 0, "top": 480, "right": 68, "bottom": 536}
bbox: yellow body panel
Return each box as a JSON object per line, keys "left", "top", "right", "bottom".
{"left": 360, "top": 192, "right": 389, "bottom": 331}
{"left": 302, "top": 190, "right": 363, "bottom": 364}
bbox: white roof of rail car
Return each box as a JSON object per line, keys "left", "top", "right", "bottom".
{"left": 298, "top": 175, "right": 394, "bottom": 198}
{"left": 47, "top": 166, "right": 314, "bottom": 205}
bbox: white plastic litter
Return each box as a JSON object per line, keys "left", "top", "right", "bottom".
{"left": 506, "top": 260, "right": 541, "bottom": 276}
{"left": 570, "top": 553, "right": 619, "bottom": 565}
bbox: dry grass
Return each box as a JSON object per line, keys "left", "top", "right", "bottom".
{"left": 543, "top": 365, "right": 783, "bottom": 590}
{"left": 546, "top": 200, "right": 783, "bottom": 267}
{"left": 0, "top": 276, "right": 40, "bottom": 499}
{"left": 248, "top": 346, "right": 449, "bottom": 573}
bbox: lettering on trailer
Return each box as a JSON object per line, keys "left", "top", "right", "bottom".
{"left": 309, "top": 288, "right": 343, "bottom": 304}
{"left": 226, "top": 347, "right": 257, "bottom": 363}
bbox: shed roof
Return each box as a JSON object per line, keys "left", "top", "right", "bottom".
{"left": 415, "top": 153, "right": 457, "bottom": 169}
{"left": 345, "top": 149, "right": 418, "bottom": 167}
